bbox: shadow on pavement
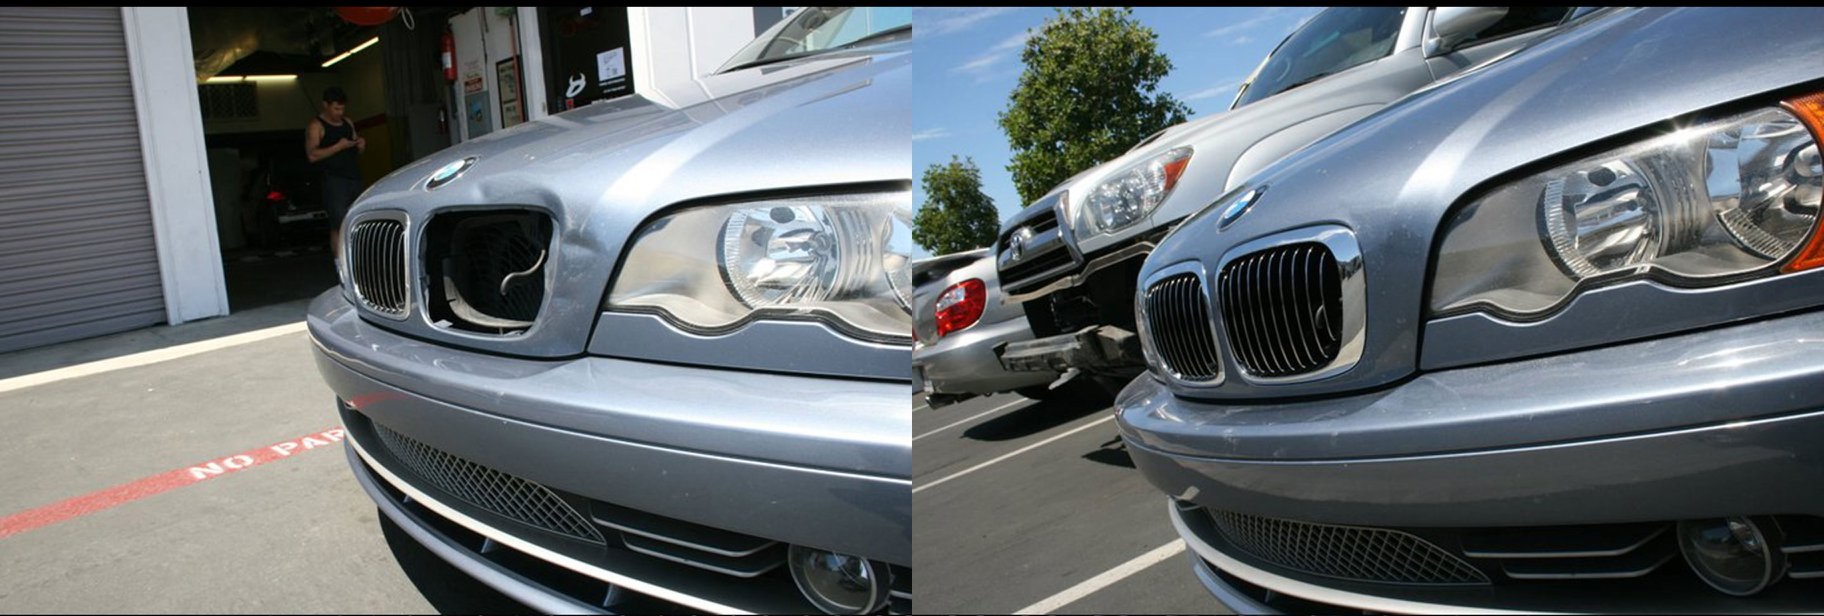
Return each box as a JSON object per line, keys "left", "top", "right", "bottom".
{"left": 961, "top": 394, "right": 1109, "bottom": 442}
{"left": 379, "top": 512, "right": 532, "bottom": 615}
{"left": 1081, "top": 436, "right": 1135, "bottom": 469}
{"left": 0, "top": 293, "right": 326, "bottom": 381}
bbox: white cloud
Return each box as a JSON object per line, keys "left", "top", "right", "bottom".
{"left": 918, "top": 7, "right": 1020, "bottom": 38}
{"left": 950, "top": 28, "right": 1035, "bottom": 83}
{"left": 912, "top": 128, "right": 952, "bottom": 142}
{"left": 1183, "top": 79, "right": 1240, "bottom": 102}
{"left": 1206, "top": 7, "right": 1319, "bottom": 44}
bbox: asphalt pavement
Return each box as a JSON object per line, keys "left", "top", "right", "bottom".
{"left": 912, "top": 391, "right": 1226, "bottom": 614}
{"left": 0, "top": 297, "right": 526, "bottom": 613}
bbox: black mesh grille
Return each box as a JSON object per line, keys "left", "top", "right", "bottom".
{"left": 1211, "top": 510, "right": 1488, "bottom": 585}
{"left": 372, "top": 422, "right": 604, "bottom": 544}
{"left": 349, "top": 219, "right": 407, "bottom": 315}
{"left": 1218, "top": 243, "right": 1342, "bottom": 377}
{"left": 1143, "top": 273, "right": 1221, "bottom": 381}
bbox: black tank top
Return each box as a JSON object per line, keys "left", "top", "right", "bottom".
{"left": 315, "top": 116, "right": 360, "bottom": 180}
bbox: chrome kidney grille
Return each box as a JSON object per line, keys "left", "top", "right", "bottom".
{"left": 1143, "top": 273, "right": 1221, "bottom": 381}
{"left": 349, "top": 219, "right": 408, "bottom": 316}
{"left": 1218, "top": 243, "right": 1341, "bottom": 378}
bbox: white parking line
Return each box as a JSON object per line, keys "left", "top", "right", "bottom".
{"left": 913, "top": 414, "right": 1116, "bottom": 493}
{"left": 0, "top": 322, "right": 308, "bottom": 395}
{"left": 912, "top": 399, "right": 1029, "bottom": 442}
{"left": 913, "top": 404, "right": 931, "bottom": 413}
{"left": 1015, "top": 540, "right": 1186, "bottom": 614}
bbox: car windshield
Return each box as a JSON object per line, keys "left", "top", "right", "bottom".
{"left": 1231, "top": 7, "right": 1407, "bottom": 109}
{"left": 719, "top": 7, "right": 913, "bottom": 73}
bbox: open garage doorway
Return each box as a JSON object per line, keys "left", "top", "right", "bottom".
{"left": 187, "top": 7, "right": 460, "bottom": 311}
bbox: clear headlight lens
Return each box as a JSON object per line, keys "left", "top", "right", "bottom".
{"left": 1079, "top": 147, "right": 1194, "bottom": 235}
{"left": 607, "top": 191, "right": 912, "bottom": 342}
{"left": 1432, "top": 104, "right": 1823, "bottom": 317}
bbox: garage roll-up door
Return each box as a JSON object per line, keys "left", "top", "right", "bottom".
{"left": 0, "top": 7, "right": 165, "bottom": 354}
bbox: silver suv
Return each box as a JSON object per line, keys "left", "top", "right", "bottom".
{"left": 307, "top": 8, "right": 913, "bottom": 614}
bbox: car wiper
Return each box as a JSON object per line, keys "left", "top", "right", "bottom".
{"left": 832, "top": 24, "right": 912, "bottom": 51}
{"left": 1276, "top": 69, "right": 1340, "bottom": 96}
{"left": 720, "top": 25, "right": 912, "bottom": 74}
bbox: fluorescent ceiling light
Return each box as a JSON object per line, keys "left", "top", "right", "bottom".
{"left": 322, "top": 37, "right": 380, "bottom": 68}
{"left": 206, "top": 74, "right": 298, "bottom": 83}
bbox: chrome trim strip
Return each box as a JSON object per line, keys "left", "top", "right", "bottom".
{"left": 1168, "top": 500, "right": 1570, "bottom": 616}
{"left": 1462, "top": 525, "right": 1668, "bottom": 559}
{"left": 619, "top": 540, "right": 783, "bottom": 579}
{"left": 350, "top": 432, "right": 753, "bottom": 615}
{"left": 1002, "top": 241, "right": 1157, "bottom": 303}
{"left": 592, "top": 516, "right": 780, "bottom": 559}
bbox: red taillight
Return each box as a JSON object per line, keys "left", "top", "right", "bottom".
{"left": 265, "top": 190, "right": 286, "bottom": 202}
{"left": 934, "top": 278, "right": 986, "bottom": 338}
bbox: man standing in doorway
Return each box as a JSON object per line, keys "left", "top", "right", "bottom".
{"left": 305, "top": 87, "right": 364, "bottom": 259}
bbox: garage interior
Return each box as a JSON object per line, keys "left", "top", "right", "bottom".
{"left": 188, "top": 7, "right": 464, "bottom": 311}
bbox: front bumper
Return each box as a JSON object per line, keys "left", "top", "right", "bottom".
{"left": 1119, "top": 309, "right": 1824, "bottom": 612}
{"left": 308, "top": 290, "right": 910, "bottom": 613}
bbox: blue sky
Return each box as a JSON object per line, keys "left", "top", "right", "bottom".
{"left": 911, "top": 7, "right": 1320, "bottom": 257}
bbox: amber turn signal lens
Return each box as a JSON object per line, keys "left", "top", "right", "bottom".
{"left": 1780, "top": 91, "right": 1824, "bottom": 273}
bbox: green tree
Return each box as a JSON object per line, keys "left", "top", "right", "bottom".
{"left": 913, "top": 156, "right": 1001, "bottom": 255}
{"left": 999, "top": 8, "right": 1192, "bottom": 205}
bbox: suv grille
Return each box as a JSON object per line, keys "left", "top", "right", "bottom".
{"left": 372, "top": 422, "right": 605, "bottom": 544}
{"left": 1211, "top": 510, "right": 1488, "bottom": 585}
{"left": 1143, "top": 273, "right": 1221, "bottom": 381}
{"left": 997, "top": 195, "right": 1076, "bottom": 295}
{"left": 1218, "top": 243, "right": 1341, "bottom": 377}
{"left": 349, "top": 219, "right": 408, "bottom": 316}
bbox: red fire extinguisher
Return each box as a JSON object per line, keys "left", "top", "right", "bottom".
{"left": 440, "top": 27, "right": 456, "bottom": 82}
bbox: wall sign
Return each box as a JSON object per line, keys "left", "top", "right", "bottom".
{"left": 540, "top": 7, "right": 634, "bottom": 113}
{"left": 496, "top": 57, "right": 524, "bottom": 127}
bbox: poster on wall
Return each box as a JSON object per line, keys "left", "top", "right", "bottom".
{"left": 465, "top": 90, "right": 492, "bottom": 138}
{"left": 540, "top": 7, "right": 634, "bottom": 113}
{"left": 497, "top": 57, "right": 524, "bottom": 127}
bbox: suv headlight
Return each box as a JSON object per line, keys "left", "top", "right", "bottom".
{"left": 1432, "top": 97, "right": 1824, "bottom": 318}
{"left": 606, "top": 191, "right": 913, "bottom": 343}
{"left": 1078, "top": 147, "right": 1194, "bottom": 236}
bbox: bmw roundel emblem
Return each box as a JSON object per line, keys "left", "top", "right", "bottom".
{"left": 1217, "top": 187, "right": 1262, "bottom": 230}
{"left": 426, "top": 157, "right": 476, "bottom": 190}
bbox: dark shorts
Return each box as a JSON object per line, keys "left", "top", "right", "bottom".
{"left": 322, "top": 174, "right": 362, "bottom": 227}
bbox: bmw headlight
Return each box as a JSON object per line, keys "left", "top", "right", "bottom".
{"left": 1432, "top": 97, "right": 1824, "bottom": 318}
{"left": 1078, "top": 147, "right": 1194, "bottom": 235}
{"left": 607, "top": 191, "right": 912, "bottom": 342}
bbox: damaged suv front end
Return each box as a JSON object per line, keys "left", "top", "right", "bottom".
{"left": 308, "top": 8, "right": 913, "bottom": 614}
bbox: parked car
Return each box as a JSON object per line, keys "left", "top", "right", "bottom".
{"left": 913, "top": 249, "right": 1086, "bottom": 409}
{"left": 1118, "top": 6, "right": 1824, "bottom": 613}
{"left": 306, "top": 8, "right": 913, "bottom": 614}
{"left": 994, "top": 6, "right": 1580, "bottom": 395}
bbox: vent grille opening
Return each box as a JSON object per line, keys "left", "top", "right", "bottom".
{"left": 1218, "top": 243, "right": 1342, "bottom": 377}
{"left": 1211, "top": 510, "right": 1488, "bottom": 586}
{"left": 424, "top": 210, "right": 554, "bottom": 334}
{"left": 372, "top": 422, "right": 605, "bottom": 544}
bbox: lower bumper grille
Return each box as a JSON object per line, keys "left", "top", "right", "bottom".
{"left": 372, "top": 422, "right": 605, "bottom": 544}
{"left": 1210, "top": 509, "right": 1488, "bottom": 585}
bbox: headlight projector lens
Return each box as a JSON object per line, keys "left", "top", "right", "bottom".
{"left": 788, "top": 545, "right": 889, "bottom": 614}
{"left": 1678, "top": 516, "right": 1787, "bottom": 596}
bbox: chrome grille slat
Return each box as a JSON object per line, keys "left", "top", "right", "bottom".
{"left": 372, "top": 422, "right": 605, "bottom": 544}
{"left": 350, "top": 219, "right": 408, "bottom": 316}
{"left": 1220, "top": 243, "right": 1342, "bottom": 378}
{"left": 1143, "top": 273, "right": 1220, "bottom": 381}
{"left": 1211, "top": 510, "right": 1489, "bottom": 586}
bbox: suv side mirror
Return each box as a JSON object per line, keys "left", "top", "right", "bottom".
{"left": 1425, "top": 7, "right": 1508, "bottom": 57}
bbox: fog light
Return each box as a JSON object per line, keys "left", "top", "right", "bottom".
{"left": 1678, "top": 516, "right": 1786, "bottom": 596}
{"left": 788, "top": 545, "right": 888, "bottom": 614}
